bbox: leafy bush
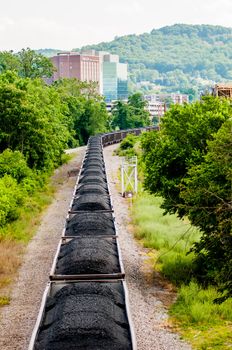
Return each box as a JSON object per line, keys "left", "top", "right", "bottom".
{"left": 0, "top": 175, "right": 24, "bottom": 226}
{"left": 120, "top": 134, "right": 138, "bottom": 150}
{"left": 115, "top": 134, "right": 139, "bottom": 157}
{"left": 0, "top": 149, "right": 32, "bottom": 182}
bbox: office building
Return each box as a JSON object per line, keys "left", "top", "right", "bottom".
{"left": 146, "top": 101, "right": 166, "bottom": 118}
{"left": 50, "top": 52, "right": 100, "bottom": 88}
{"left": 144, "top": 93, "right": 189, "bottom": 105}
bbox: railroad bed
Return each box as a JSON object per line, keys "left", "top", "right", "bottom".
{"left": 29, "top": 127, "right": 157, "bottom": 350}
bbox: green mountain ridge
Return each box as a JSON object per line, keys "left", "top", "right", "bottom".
{"left": 38, "top": 24, "right": 232, "bottom": 97}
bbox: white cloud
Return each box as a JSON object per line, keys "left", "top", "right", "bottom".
{"left": 0, "top": 17, "right": 15, "bottom": 32}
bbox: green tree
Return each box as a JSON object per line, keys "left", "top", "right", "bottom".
{"left": 17, "top": 48, "right": 54, "bottom": 78}
{"left": 0, "top": 51, "right": 20, "bottom": 73}
{"left": 0, "top": 71, "right": 70, "bottom": 170}
{"left": 0, "top": 149, "right": 32, "bottom": 182}
{"left": 112, "top": 101, "right": 131, "bottom": 130}
{"left": 0, "top": 175, "right": 24, "bottom": 225}
{"left": 180, "top": 120, "right": 232, "bottom": 298}
{"left": 112, "top": 93, "right": 150, "bottom": 130}
{"left": 76, "top": 98, "right": 109, "bottom": 144}
{"left": 142, "top": 96, "right": 232, "bottom": 296}
{"left": 142, "top": 96, "right": 231, "bottom": 216}
{"left": 53, "top": 78, "right": 109, "bottom": 145}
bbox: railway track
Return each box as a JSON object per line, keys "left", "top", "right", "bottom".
{"left": 29, "top": 127, "right": 157, "bottom": 350}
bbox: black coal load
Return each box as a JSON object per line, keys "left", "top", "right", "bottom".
{"left": 71, "top": 194, "right": 111, "bottom": 211}
{"left": 35, "top": 282, "right": 132, "bottom": 350}
{"left": 77, "top": 178, "right": 108, "bottom": 191}
{"left": 82, "top": 162, "right": 105, "bottom": 171}
{"left": 88, "top": 142, "right": 101, "bottom": 147}
{"left": 75, "top": 183, "right": 108, "bottom": 196}
{"left": 78, "top": 175, "right": 107, "bottom": 186}
{"left": 87, "top": 141, "right": 102, "bottom": 145}
{"left": 83, "top": 161, "right": 104, "bottom": 170}
{"left": 85, "top": 149, "right": 103, "bottom": 159}
{"left": 86, "top": 148, "right": 102, "bottom": 153}
{"left": 87, "top": 146, "right": 102, "bottom": 153}
{"left": 83, "top": 155, "right": 104, "bottom": 165}
{"left": 81, "top": 164, "right": 105, "bottom": 176}
{"left": 55, "top": 238, "right": 120, "bottom": 275}
{"left": 86, "top": 147, "right": 102, "bottom": 153}
{"left": 85, "top": 153, "right": 103, "bottom": 160}
{"left": 84, "top": 158, "right": 103, "bottom": 165}
{"left": 80, "top": 169, "right": 106, "bottom": 178}
{"left": 81, "top": 164, "right": 105, "bottom": 172}
{"left": 88, "top": 136, "right": 102, "bottom": 144}
{"left": 65, "top": 212, "right": 115, "bottom": 236}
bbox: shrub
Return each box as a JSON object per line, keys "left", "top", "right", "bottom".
{"left": 0, "top": 175, "right": 25, "bottom": 225}
{"left": 120, "top": 134, "right": 138, "bottom": 150}
{"left": 0, "top": 149, "right": 32, "bottom": 182}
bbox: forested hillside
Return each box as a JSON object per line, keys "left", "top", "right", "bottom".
{"left": 77, "top": 24, "right": 232, "bottom": 96}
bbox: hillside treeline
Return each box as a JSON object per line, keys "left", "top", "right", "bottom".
{"left": 142, "top": 96, "right": 232, "bottom": 299}
{"left": 79, "top": 24, "right": 232, "bottom": 97}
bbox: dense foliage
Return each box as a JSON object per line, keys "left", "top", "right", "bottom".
{"left": 0, "top": 67, "right": 110, "bottom": 229}
{"left": 0, "top": 72, "right": 70, "bottom": 170}
{"left": 52, "top": 78, "right": 109, "bottom": 145}
{"left": 78, "top": 24, "right": 232, "bottom": 96}
{"left": 115, "top": 134, "right": 139, "bottom": 157}
{"left": 112, "top": 92, "right": 150, "bottom": 129}
{"left": 142, "top": 96, "right": 232, "bottom": 298}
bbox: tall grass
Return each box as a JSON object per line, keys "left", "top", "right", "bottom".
{"left": 0, "top": 184, "right": 55, "bottom": 304}
{"left": 133, "top": 194, "right": 200, "bottom": 284}
{"left": 0, "top": 158, "right": 70, "bottom": 304}
{"left": 132, "top": 192, "right": 232, "bottom": 349}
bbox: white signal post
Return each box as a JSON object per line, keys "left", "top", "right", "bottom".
{"left": 121, "top": 156, "right": 138, "bottom": 197}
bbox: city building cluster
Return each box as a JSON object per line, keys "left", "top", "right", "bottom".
{"left": 50, "top": 51, "right": 189, "bottom": 121}
{"left": 144, "top": 93, "right": 189, "bottom": 119}
{"left": 50, "top": 50, "right": 128, "bottom": 102}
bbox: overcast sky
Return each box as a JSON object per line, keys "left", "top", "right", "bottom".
{"left": 1, "top": 0, "right": 232, "bottom": 51}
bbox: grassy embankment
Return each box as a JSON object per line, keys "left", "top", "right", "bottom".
{"left": 0, "top": 153, "right": 73, "bottom": 306}
{"left": 132, "top": 193, "right": 232, "bottom": 349}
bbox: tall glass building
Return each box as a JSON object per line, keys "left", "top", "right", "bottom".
{"left": 117, "top": 63, "right": 128, "bottom": 100}
{"left": 101, "top": 54, "right": 128, "bottom": 102}
{"left": 102, "top": 62, "right": 118, "bottom": 101}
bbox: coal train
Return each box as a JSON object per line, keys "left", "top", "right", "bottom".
{"left": 28, "top": 126, "right": 157, "bottom": 350}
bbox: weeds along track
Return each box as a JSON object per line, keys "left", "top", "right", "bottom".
{"left": 29, "top": 127, "right": 157, "bottom": 350}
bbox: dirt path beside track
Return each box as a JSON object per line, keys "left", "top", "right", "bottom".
{"left": 0, "top": 147, "right": 86, "bottom": 350}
